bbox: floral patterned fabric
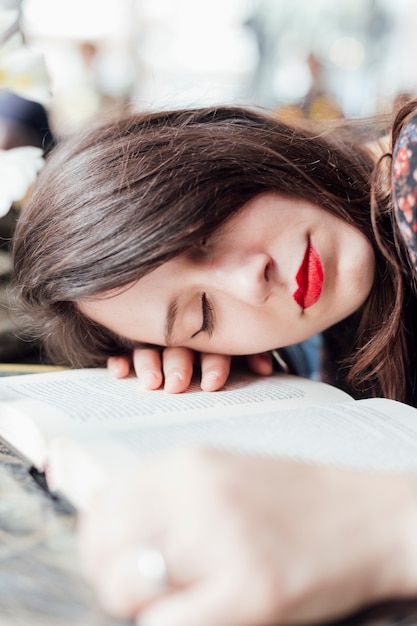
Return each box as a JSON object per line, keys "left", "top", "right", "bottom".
{"left": 392, "top": 114, "right": 417, "bottom": 269}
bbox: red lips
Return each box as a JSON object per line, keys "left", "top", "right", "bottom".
{"left": 293, "top": 239, "right": 323, "bottom": 310}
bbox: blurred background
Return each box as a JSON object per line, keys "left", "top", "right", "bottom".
{"left": 2, "top": 0, "right": 417, "bottom": 134}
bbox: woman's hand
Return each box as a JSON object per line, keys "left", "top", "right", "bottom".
{"left": 107, "top": 349, "right": 274, "bottom": 393}
{"left": 78, "top": 450, "right": 417, "bottom": 626}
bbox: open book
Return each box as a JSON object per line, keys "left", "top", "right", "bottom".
{"left": 1, "top": 368, "right": 417, "bottom": 509}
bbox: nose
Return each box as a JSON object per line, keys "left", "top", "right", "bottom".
{"left": 203, "top": 252, "right": 274, "bottom": 305}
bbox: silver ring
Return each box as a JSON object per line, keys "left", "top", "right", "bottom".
{"left": 136, "top": 545, "right": 169, "bottom": 589}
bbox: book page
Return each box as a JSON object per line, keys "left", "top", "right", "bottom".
{"left": 0, "top": 368, "right": 352, "bottom": 434}
{"left": 2, "top": 369, "right": 417, "bottom": 509}
{"left": 0, "top": 368, "right": 353, "bottom": 507}
{"left": 45, "top": 399, "right": 417, "bottom": 508}
{"left": 45, "top": 395, "right": 417, "bottom": 509}
{"left": 108, "top": 397, "right": 417, "bottom": 472}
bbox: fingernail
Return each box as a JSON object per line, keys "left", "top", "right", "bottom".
{"left": 164, "top": 371, "right": 184, "bottom": 392}
{"left": 166, "top": 371, "right": 184, "bottom": 382}
{"left": 205, "top": 370, "right": 220, "bottom": 381}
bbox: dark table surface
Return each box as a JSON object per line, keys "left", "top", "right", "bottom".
{"left": 0, "top": 441, "right": 132, "bottom": 626}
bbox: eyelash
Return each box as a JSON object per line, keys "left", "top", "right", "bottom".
{"left": 192, "top": 293, "right": 214, "bottom": 338}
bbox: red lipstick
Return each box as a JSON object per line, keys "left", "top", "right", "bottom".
{"left": 293, "top": 239, "right": 323, "bottom": 310}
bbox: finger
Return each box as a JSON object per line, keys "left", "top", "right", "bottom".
{"left": 162, "top": 347, "right": 194, "bottom": 393}
{"left": 138, "top": 578, "right": 234, "bottom": 626}
{"left": 132, "top": 348, "right": 163, "bottom": 390}
{"left": 246, "top": 352, "right": 273, "bottom": 376}
{"left": 107, "top": 355, "right": 131, "bottom": 379}
{"left": 92, "top": 546, "right": 170, "bottom": 619}
{"left": 77, "top": 492, "right": 127, "bottom": 580}
{"left": 200, "top": 353, "right": 231, "bottom": 391}
{"left": 78, "top": 469, "right": 160, "bottom": 580}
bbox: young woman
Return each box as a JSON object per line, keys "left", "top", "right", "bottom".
{"left": 12, "top": 100, "right": 417, "bottom": 625}
{"left": 12, "top": 102, "right": 417, "bottom": 402}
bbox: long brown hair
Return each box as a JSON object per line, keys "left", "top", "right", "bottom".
{"left": 11, "top": 104, "right": 417, "bottom": 404}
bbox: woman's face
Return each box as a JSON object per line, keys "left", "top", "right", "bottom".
{"left": 79, "top": 193, "right": 375, "bottom": 355}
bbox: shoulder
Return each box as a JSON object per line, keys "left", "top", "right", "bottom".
{"left": 392, "top": 113, "right": 417, "bottom": 271}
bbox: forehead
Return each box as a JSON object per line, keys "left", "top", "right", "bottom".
{"left": 78, "top": 264, "right": 176, "bottom": 347}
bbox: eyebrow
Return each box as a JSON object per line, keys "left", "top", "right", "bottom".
{"left": 164, "top": 297, "right": 178, "bottom": 346}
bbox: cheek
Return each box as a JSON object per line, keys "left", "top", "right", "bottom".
{"left": 201, "top": 312, "right": 298, "bottom": 355}
{"left": 342, "top": 247, "right": 375, "bottom": 311}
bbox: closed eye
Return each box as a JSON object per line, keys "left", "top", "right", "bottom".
{"left": 192, "top": 293, "right": 214, "bottom": 338}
